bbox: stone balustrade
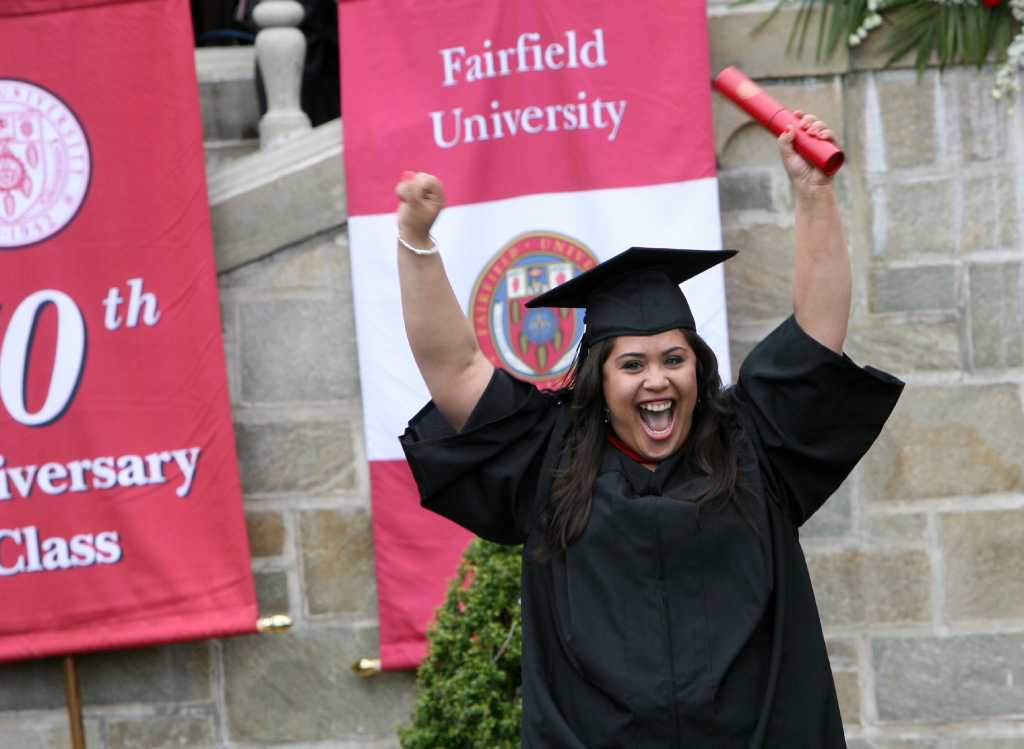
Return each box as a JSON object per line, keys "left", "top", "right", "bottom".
{"left": 253, "top": 0, "right": 311, "bottom": 150}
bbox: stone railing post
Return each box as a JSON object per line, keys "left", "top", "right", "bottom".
{"left": 253, "top": 0, "right": 312, "bottom": 149}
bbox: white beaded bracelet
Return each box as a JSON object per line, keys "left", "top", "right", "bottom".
{"left": 397, "top": 233, "right": 439, "bottom": 256}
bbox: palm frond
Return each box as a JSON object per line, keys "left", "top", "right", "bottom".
{"left": 743, "top": 0, "right": 1018, "bottom": 75}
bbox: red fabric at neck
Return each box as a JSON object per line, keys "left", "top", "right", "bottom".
{"left": 607, "top": 432, "right": 659, "bottom": 465}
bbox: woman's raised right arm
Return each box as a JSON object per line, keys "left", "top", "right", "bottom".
{"left": 396, "top": 172, "right": 494, "bottom": 432}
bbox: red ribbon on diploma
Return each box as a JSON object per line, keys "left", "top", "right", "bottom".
{"left": 714, "top": 66, "right": 845, "bottom": 176}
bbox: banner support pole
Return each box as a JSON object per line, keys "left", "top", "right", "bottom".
{"left": 63, "top": 655, "right": 86, "bottom": 749}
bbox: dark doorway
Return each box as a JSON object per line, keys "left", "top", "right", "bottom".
{"left": 191, "top": 0, "right": 256, "bottom": 47}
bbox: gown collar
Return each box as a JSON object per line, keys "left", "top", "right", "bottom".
{"left": 606, "top": 431, "right": 656, "bottom": 466}
{"left": 606, "top": 431, "right": 686, "bottom": 495}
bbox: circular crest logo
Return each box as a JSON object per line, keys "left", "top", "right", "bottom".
{"left": 471, "top": 232, "right": 599, "bottom": 389}
{"left": 0, "top": 79, "right": 91, "bottom": 249}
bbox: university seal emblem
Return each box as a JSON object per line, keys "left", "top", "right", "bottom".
{"left": 470, "top": 232, "right": 598, "bottom": 389}
{"left": 0, "top": 79, "right": 91, "bottom": 249}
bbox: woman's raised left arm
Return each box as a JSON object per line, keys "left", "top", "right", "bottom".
{"left": 778, "top": 112, "right": 850, "bottom": 354}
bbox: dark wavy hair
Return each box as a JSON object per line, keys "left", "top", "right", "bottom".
{"left": 540, "top": 329, "right": 739, "bottom": 558}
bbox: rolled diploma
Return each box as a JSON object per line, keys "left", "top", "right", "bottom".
{"left": 713, "top": 66, "right": 845, "bottom": 176}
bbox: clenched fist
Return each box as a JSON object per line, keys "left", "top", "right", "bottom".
{"left": 777, "top": 111, "right": 836, "bottom": 193}
{"left": 396, "top": 171, "right": 445, "bottom": 248}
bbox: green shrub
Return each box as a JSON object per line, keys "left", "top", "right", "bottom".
{"left": 399, "top": 539, "right": 523, "bottom": 749}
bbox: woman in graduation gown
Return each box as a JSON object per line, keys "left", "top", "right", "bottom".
{"left": 393, "top": 115, "right": 904, "bottom": 748}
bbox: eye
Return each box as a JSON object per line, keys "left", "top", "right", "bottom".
{"left": 621, "top": 359, "right": 643, "bottom": 371}
{"left": 664, "top": 355, "right": 684, "bottom": 366}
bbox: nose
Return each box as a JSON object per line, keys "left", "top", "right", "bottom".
{"left": 643, "top": 365, "right": 670, "bottom": 391}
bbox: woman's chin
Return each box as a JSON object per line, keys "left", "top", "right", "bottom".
{"left": 635, "top": 419, "right": 690, "bottom": 460}
{"left": 640, "top": 441, "right": 677, "bottom": 462}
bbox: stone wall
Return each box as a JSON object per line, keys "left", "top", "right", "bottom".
{"left": 713, "top": 9, "right": 1024, "bottom": 746}
{"left": 1, "top": 7, "right": 1022, "bottom": 748}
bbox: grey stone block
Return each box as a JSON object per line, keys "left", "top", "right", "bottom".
{"left": 863, "top": 550, "right": 932, "bottom": 625}
{"left": 869, "top": 265, "right": 957, "bottom": 313}
{"left": 199, "top": 78, "right": 260, "bottom": 143}
{"left": 802, "top": 477, "right": 853, "bottom": 538}
{"left": 0, "top": 658, "right": 64, "bottom": 710}
{"left": 246, "top": 510, "right": 286, "bottom": 557}
{"left": 808, "top": 550, "right": 864, "bottom": 628}
{"left": 300, "top": 508, "right": 377, "bottom": 617}
{"left": 220, "top": 299, "right": 241, "bottom": 405}
{"left": 844, "top": 321, "right": 961, "bottom": 373}
{"left": 77, "top": 642, "right": 211, "bottom": 706}
{"left": 875, "top": 71, "right": 938, "bottom": 169}
{"left": 716, "top": 121, "right": 781, "bottom": 172}
{"left": 807, "top": 549, "right": 931, "bottom": 628}
{"left": 970, "top": 262, "right": 1023, "bottom": 370}
{"left": 723, "top": 223, "right": 795, "bottom": 323}
{"left": 827, "top": 638, "right": 858, "bottom": 666}
{"left": 0, "top": 718, "right": 101, "bottom": 749}
{"left": 220, "top": 234, "right": 344, "bottom": 291}
{"left": 862, "top": 513, "right": 928, "bottom": 547}
{"left": 864, "top": 385, "right": 1024, "bottom": 501}
{"left": 943, "top": 510, "right": 1024, "bottom": 622}
{"left": 834, "top": 668, "right": 861, "bottom": 726}
{"left": 234, "top": 419, "right": 356, "bottom": 495}
{"left": 962, "top": 174, "right": 1017, "bottom": 253}
{"left": 876, "top": 179, "right": 957, "bottom": 258}
{"left": 953, "top": 68, "right": 1010, "bottom": 163}
{"left": 222, "top": 627, "right": 415, "bottom": 743}
{"left": 709, "top": 8, "right": 849, "bottom": 80}
{"left": 850, "top": 25, "right": 934, "bottom": 72}
{"left": 255, "top": 571, "right": 291, "bottom": 616}
{"left": 204, "top": 139, "right": 260, "bottom": 174}
{"left": 873, "top": 634, "right": 1024, "bottom": 722}
{"left": 240, "top": 298, "right": 358, "bottom": 403}
{"left": 196, "top": 46, "right": 259, "bottom": 143}
{"left": 107, "top": 709, "right": 219, "bottom": 748}
{"left": 718, "top": 171, "right": 775, "bottom": 213}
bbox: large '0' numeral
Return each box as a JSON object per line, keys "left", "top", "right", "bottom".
{"left": 0, "top": 290, "right": 86, "bottom": 427}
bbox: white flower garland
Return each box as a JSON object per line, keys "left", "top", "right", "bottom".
{"left": 847, "top": 0, "right": 886, "bottom": 47}
{"left": 993, "top": 0, "right": 1024, "bottom": 102}
{"left": 844, "top": 0, "right": 1018, "bottom": 103}
{"left": 848, "top": 0, "right": 985, "bottom": 48}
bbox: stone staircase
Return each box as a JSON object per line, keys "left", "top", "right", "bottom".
{"left": 195, "top": 46, "right": 347, "bottom": 274}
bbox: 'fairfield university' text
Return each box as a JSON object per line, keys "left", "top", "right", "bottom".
{"left": 0, "top": 446, "right": 201, "bottom": 577}
{"left": 430, "top": 29, "right": 628, "bottom": 149}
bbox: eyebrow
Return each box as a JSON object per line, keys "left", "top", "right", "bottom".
{"left": 614, "top": 346, "right": 688, "bottom": 362}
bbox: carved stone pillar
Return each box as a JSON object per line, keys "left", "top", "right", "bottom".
{"left": 253, "top": 0, "right": 312, "bottom": 149}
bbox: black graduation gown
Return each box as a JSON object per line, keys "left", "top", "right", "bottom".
{"left": 401, "top": 316, "right": 904, "bottom": 748}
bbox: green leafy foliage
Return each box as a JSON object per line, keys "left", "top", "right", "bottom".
{"left": 745, "top": 0, "right": 1015, "bottom": 73}
{"left": 399, "top": 539, "right": 524, "bottom": 749}
{"left": 881, "top": 0, "right": 1013, "bottom": 71}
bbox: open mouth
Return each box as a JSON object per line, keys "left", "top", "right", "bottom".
{"left": 638, "top": 400, "right": 675, "bottom": 441}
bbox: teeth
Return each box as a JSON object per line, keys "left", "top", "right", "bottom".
{"left": 639, "top": 401, "right": 673, "bottom": 412}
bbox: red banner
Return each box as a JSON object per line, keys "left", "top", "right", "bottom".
{"left": 340, "top": 0, "right": 724, "bottom": 668}
{"left": 0, "top": 0, "right": 256, "bottom": 662}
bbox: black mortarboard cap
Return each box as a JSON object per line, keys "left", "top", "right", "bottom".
{"left": 525, "top": 247, "right": 737, "bottom": 344}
